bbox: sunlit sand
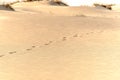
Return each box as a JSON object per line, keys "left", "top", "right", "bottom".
{"left": 0, "top": 1, "right": 120, "bottom": 80}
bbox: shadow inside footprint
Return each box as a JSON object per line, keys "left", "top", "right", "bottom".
{"left": 86, "top": 33, "right": 89, "bottom": 35}
{"left": 26, "top": 48, "right": 32, "bottom": 51}
{"left": 44, "top": 43, "right": 49, "bottom": 45}
{"left": 0, "top": 55, "right": 4, "bottom": 57}
{"left": 73, "top": 34, "right": 78, "bottom": 37}
{"left": 48, "top": 41, "right": 53, "bottom": 44}
{"left": 9, "top": 51, "right": 16, "bottom": 54}
{"left": 44, "top": 41, "right": 53, "bottom": 46}
{"left": 32, "top": 46, "right": 36, "bottom": 48}
{"left": 62, "top": 37, "right": 67, "bottom": 41}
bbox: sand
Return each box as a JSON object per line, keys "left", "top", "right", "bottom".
{"left": 0, "top": 1, "right": 120, "bottom": 80}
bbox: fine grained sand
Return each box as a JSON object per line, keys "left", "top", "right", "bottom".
{"left": 0, "top": 1, "right": 120, "bottom": 80}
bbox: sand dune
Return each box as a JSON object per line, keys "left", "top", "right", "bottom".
{"left": 0, "top": 5, "right": 14, "bottom": 11}
{"left": 10, "top": 1, "right": 120, "bottom": 18}
{"left": 0, "top": 1, "right": 120, "bottom": 80}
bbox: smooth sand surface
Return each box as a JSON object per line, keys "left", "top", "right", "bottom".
{"left": 112, "top": 4, "right": 120, "bottom": 12}
{"left": 0, "top": 1, "right": 120, "bottom": 80}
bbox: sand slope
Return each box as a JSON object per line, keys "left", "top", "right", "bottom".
{"left": 0, "top": 1, "right": 120, "bottom": 80}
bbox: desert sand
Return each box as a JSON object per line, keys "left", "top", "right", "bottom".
{"left": 0, "top": 1, "right": 120, "bottom": 80}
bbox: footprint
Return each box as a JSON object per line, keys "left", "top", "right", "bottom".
{"left": 62, "top": 37, "right": 67, "bottom": 41}
{"left": 0, "top": 55, "right": 4, "bottom": 57}
{"left": 44, "top": 41, "right": 53, "bottom": 46}
{"left": 73, "top": 34, "right": 78, "bottom": 37}
{"left": 9, "top": 51, "right": 17, "bottom": 54}
{"left": 48, "top": 41, "right": 53, "bottom": 44}
{"left": 86, "top": 33, "right": 89, "bottom": 35}
{"left": 31, "top": 46, "right": 36, "bottom": 48}
{"left": 44, "top": 43, "right": 49, "bottom": 45}
{"left": 26, "top": 48, "right": 32, "bottom": 51}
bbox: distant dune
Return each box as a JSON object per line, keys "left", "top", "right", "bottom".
{"left": 0, "top": 4, "right": 14, "bottom": 11}
{"left": 9, "top": 1, "right": 120, "bottom": 18}
{"left": 0, "top": 0, "right": 120, "bottom": 12}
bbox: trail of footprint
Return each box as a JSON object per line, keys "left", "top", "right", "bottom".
{"left": 3, "top": 31, "right": 103, "bottom": 58}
